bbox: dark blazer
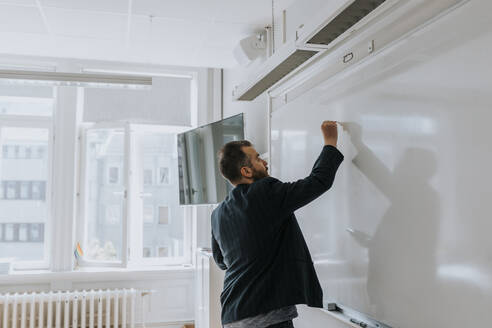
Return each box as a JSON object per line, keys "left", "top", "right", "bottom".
{"left": 211, "top": 145, "right": 344, "bottom": 325}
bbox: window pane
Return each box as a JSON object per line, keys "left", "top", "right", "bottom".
{"left": 143, "top": 169, "right": 153, "bottom": 185}
{"left": 138, "top": 132, "right": 184, "bottom": 259}
{"left": 0, "top": 85, "right": 54, "bottom": 117}
{"left": 19, "top": 223, "right": 28, "bottom": 241}
{"left": 31, "top": 223, "right": 42, "bottom": 241}
{"left": 0, "top": 127, "right": 49, "bottom": 261}
{"left": 5, "top": 224, "right": 14, "bottom": 241}
{"left": 143, "top": 205, "right": 154, "bottom": 224}
{"left": 84, "top": 129, "right": 125, "bottom": 262}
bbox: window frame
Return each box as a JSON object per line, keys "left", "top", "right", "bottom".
{"left": 0, "top": 115, "right": 54, "bottom": 270}
{"left": 77, "top": 122, "right": 192, "bottom": 269}
{"left": 77, "top": 122, "right": 129, "bottom": 268}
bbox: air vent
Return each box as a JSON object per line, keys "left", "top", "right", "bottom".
{"left": 235, "top": 0, "right": 466, "bottom": 102}
{"left": 234, "top": 46, "right": 318, "bottom": 101}
{"left": 306, "top": 0, "right": 388, "bottom": 46}
{"left": 233, "top": 0, "right": 391, "bottom": 101}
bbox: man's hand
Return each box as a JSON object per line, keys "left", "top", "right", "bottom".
{"left": 321, "top": 121, "right": 338, "bottom": 147}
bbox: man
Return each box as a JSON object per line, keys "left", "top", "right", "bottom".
{"left": 211, "top": 121, "right": 344, "bottom": 328}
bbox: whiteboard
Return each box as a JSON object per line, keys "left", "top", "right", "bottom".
{"left": 270, "top": 1, "right": 492, "bottom": 327}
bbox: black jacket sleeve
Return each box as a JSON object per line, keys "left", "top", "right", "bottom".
{"left": 267, "top": 145, "right": 344, "bottom": 215}
{"left": 212, "top": 233, "right": 227, "bottom": 270}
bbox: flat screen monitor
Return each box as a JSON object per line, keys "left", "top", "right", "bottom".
{"left": 177, "top": 113, "right": 244, "bottom": 205}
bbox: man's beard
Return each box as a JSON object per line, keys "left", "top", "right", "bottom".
{"left": 251, "top": 167, "right": 269, "bottom": 181}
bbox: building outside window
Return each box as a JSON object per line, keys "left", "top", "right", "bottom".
{"left": 82, "top": 128, "right": 125, "bottom": 262}
{"left": 137, "top": 132, "right": 184, "bottom": 262}
{"left": 79, "top": 124, "right": 191, "bottom": 267}
{"left": 0, "top": 85, "right": 54, "bottom": 267}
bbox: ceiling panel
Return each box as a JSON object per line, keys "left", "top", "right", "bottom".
{"left": 40, "top": 0, "right": 128, "bottom": 14}
{"left": 132, "top": 0, "right": 221, "bottom": 21}
{"left": 0, "top": 4, "right": 46, "bottom": 34}
{"left": 137, "top": 41, "right": 197, "bottom": 65}
{"left": 130, "top": 15, "right": 211, "bottom": 46}
{"left": 132, "top": 0, "right": 271, "bottom": 25}
{"left": 51, "top": 35, "right": 125, "bottom": 59}
{"left": 210, "top": 0, "right": 272, "bottom": 25}
{"left": 0, "top": 32, "right": 52, "bottom": 54}
{"left": 44, "top": 7, "right": 127, "bottom": 40}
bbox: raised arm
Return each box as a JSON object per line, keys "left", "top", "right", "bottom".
{"left": 268, "top": 121, "right": 344, "bottom": 215}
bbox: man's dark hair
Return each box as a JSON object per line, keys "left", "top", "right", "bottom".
{"left": 218, "top": 140, "right": 252, "bottom": 183}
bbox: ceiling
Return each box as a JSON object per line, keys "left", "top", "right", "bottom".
{"left": 0, "top": 0, "right": 292, "bottom": 68}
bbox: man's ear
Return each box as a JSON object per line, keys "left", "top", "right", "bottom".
{"left": 240, "top": 166, "right": 252, "bottom": 178}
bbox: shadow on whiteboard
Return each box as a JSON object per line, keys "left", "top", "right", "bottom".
{"left": 343, "top": 122, "right": 439, "bottom": 325}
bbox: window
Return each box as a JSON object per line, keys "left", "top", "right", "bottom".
{"left": 0, "top": 128, "right": 51, "bottom": 263}
{"left": 143, "top": 205, "right": 154, "bottom": 224}
{"left": 5, "top": 224, "right": 14, "bottom": 241}
{"left": 0, "top": 86, "right": 54, "bottom": 267}
{"left": 158, "top": 167, "right": 170, "bottom": 185}
{"left": 0, "top": 67, "right": 197, "bottom": 272}
{"left": 79, "top": 124, "right": 191, "bottom": 267}
{"left": 158, "top": 206, "right": 170, "bottom": 225}
{"left": 143, "top": 247, "right": 152, "bottom": 258}
{"left": 136, "top": 132, "right": 183, "bottom": 262}
{"left": 19, "top": 224, "right": 28, "bottom": 242}
{"left": 108, "top": 166, "right": 120, "bottom": 184}
{"left": 144, "top": 169, "right": 153, "bottom": 185}
{"left": 6, "top": 181, "right": 16, "bottom": 199}
{"left": 82, "top": 128, "right": 125, "bottom": 263}
{"left": 0, "top": 96, "right": 53, "bottom": 117}
{"left": 31, "top": 223, "right": 42, "bottom": 242}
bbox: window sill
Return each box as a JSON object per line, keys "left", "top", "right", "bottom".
{"left": 0, "top": 264, "right": 195, "bottom": 286}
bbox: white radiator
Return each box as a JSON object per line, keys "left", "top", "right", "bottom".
{"left": 0, "top": 288, "right": 149, "bottom": 328}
